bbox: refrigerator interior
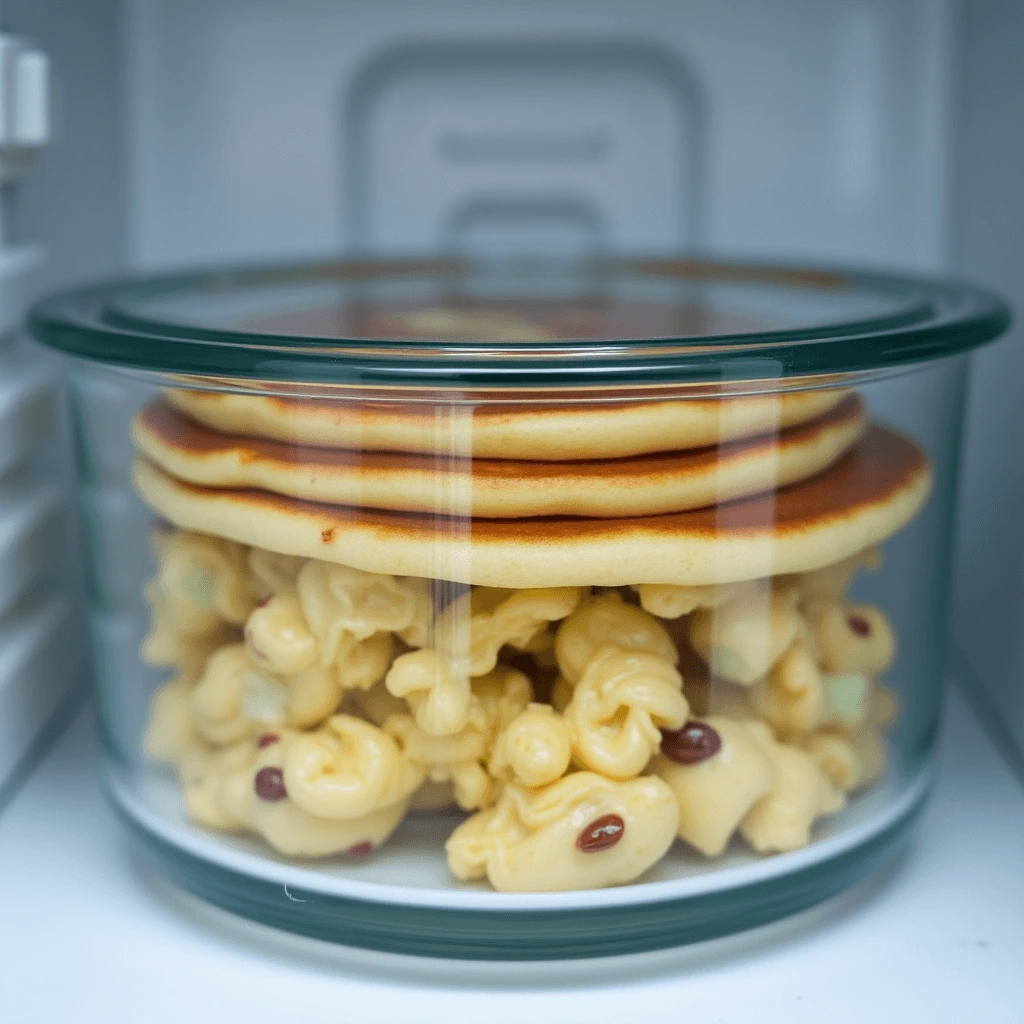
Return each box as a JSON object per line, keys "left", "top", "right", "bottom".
{"left": 1, "top": 0, "right": 1021, "bottom": 837}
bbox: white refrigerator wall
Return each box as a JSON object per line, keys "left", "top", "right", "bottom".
{"left": 0, "top": 0, "right": 127, "bottom": 800}
{"left": 951, "top": 0, "right": 1024, "bottom": 758}
{"left": 121, "top": 0, "right": 956, "bottom": 269}
{"left": 4, "top": 1, "right": 1023, "bottom": 756}
{"left": 5, "top": 0, "right": 125, "bottom": 289}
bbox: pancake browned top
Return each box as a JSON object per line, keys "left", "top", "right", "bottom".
{"left": 133, "top": 394, "right": 866, "bottom": 518}
{"left": 132, "top": 424, "right": 931, "bottom": 588}
{"left": 166, "top": 386, "right": 851, "bottom": 462}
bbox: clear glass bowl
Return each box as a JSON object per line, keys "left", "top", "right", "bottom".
{"left": 29, "top": 257, "right": 1009, "bottom": 959}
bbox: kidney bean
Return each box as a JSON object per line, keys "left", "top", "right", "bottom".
{"left": 576, "top": 814, "right": 625, "bottom": 853}
{"left": 660, "top": 721, "right": 722, "bottom": 765}
{"left": 254, "top": 766, "right": 287, "bottom": 802}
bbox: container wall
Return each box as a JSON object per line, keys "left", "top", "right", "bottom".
{"left": 67, "top": 346, "right": 959, "bottom": 900}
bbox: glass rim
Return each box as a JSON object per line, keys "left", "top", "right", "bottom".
{"left": 27, "top": 255, "right": 1011, "bottom": 389}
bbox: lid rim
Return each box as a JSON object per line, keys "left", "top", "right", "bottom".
{"left": 27, "top": 256, "right": 1011, "bottom": 387}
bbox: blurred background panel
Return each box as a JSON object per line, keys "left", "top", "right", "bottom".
{"left": 112, "top": 0, "right": 954, "bottom": 268}
{"left": 5, "top": 0, "right": 126, "bottom": 288}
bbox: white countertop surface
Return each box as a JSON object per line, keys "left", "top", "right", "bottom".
{"left": 2, "top": 681, "right": 1023, "bottom": 1023}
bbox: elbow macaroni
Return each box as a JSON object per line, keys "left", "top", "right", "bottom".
{"left": 383, "top": 667, "right": 533, "bottom": 809}
{"left": 283, "top": 714, "right": 425, "bottom": 820}
{"left": 555, "top": 592, "right": 678, "bottom": 685}
{"left": 192, "top": 644, "right": 288, "bottom": 745}
{"left": 142, "top": 528, "right": 900, "bottom": 891}
{"left": 436, "top": 586, "right": 584, "bottom": 677}
{"left": 297, "top": 560, "right": 433, "bottom": 664}
{"left": 740, "top": 722, "right": 845, "bottom": 853}
{"left": 151, "top": 529, "right": 257, "bottom": 630}
{"left": 183, "top": 731, "right": 411, "bottom": 856}
{"left": 470, "top": 666, "right": 534, "bottom": 740}
{"left": 336, "top": 631, "right": 395, "bottom": 691}
{"left": 563, "top": 645, "right": 689, "bottom": 780}
{"left": 632, "top": 581, "right": 747, "bottom": 620}
{"left": 445, "top": 772, "right": 679, "bottom": 892}
{"left": 244, "top": 591, "right": 319, "bottom": 675}
{"left": 384, "top": 648, "right": 473, "bottom": 737}
{"left": 143, "top": 674, "right": 200, "bottom": 765}
{"left": 489, "top": 703, "right": 572, "bottom": 789}
{"left": 808, "top": 602, "right": 895, "bottom": 677}
{"left": 751, "top": 644, "right": 826, "bottom": 738}
{"left": 141, "top": 582, "right": 238, "bottom": 670}
{"left": 688, "top": 587, "right": 802, "bottom": 685}
{"left": 347, "top": 680, "right": 409, "bottom": 727}
{"left": 191, "top": 643, "right": 345, "bottom": 745}
{"left": 653, "top": 716, "right": 774, "bottom": 857}
{"left": 383, "top": 710, "right": 495, "bottom": 811}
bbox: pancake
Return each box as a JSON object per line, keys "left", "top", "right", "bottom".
{"left": 132, "top": 425, "right": 931, "bottom": 589}
{"left": 132, "top": 394, "right": 867, "bottom": 519}
{"left": 165, "top": 387, "right": 851, "bottom": 462}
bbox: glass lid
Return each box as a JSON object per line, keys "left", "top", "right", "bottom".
{"left": 27, "top": 257, "right": 1010, "bottom": 389}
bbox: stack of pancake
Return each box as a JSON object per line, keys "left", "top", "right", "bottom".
{"left": 131, "top": 386, "right": 930, "bottom": 589}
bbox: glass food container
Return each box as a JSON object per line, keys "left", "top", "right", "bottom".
{"left": 29, "top": 258, "right": 1008, "bottom": 959}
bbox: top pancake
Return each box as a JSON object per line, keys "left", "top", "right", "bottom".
{"left": 132, "top": 424, "right": 931, "bottom": 588}
{"left": 133, "top": 394, "right": 866, "bottom": 519}
{"left": 165, "top": 387, "right": 851, "bottom": 462}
